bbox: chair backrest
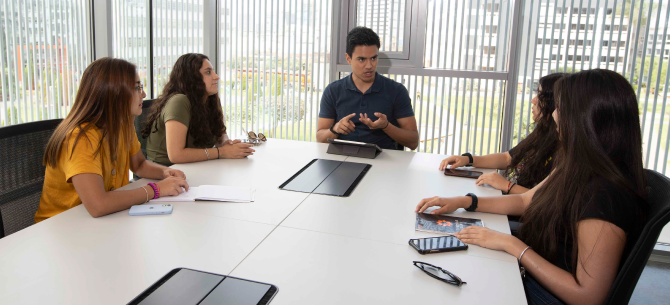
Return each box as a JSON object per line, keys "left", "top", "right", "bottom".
{"left": 0, "top": 119, "right": 62, "bottom": 238}
{"left": 605, "top": 169, "right": 670, "bottom": 304}
{"left": 134, "top": 99, "right": 155, "bottom": 158}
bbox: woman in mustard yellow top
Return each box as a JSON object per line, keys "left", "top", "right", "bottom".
{"left": 36, "top": 57, "right": 189, "bottom": 222}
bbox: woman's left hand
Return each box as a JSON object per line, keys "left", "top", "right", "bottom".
{"left": 454, "top": 226, "right": 516, "bottom": 252}
{"left": 475, "top": 172, "right": 509, "bottom": 191}
{"left": 163, "top": 168, "right": 186, "bottom": 179}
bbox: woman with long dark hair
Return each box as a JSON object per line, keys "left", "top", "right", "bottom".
{"left": 417, "top": 69, "right": 647, "bottom": 304}
{"left": 143, "top": 53, "right": 254, "bottom": 166}
{"left": 439, "top": 73, "right": 565, "bottom": 194}
{"left": 36, "top": 58, "right": 189, "bottom": 222}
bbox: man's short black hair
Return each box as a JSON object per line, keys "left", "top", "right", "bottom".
{"left": 346, "top": 27, "right": 381, "bottom": 57}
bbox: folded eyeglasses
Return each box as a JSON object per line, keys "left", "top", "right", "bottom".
{"left": 413, "top": 261, "right": 466, "bottom": 287}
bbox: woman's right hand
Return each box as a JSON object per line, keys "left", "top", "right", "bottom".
{"left": 219, "top": 141, "right": 255, "bottom": 159}
{"left": 439, "top": 155, "right": 470, "bottom": 171}
{"left": 155, "top": 176, "right": 190, "bottom": 197}
{"left": 415, "top": 196, "right": 471, "bottom": 214}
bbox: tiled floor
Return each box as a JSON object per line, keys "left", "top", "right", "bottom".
{"left": 630, "top": 260, "right": 670, "bottom": 305}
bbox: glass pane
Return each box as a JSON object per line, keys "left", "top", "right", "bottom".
{"left": 112, "top": 0, "right": 151, "bottom": 98}
{"left": 0, "top": 0, "right": 91, "bottom": 126}
{"left": 424, "top": 0, "right": 514, "bottom": 71}
{"left": 152, "top": 0, "right": 204, "bottom": 98}
{"left": 515, "top": 0, "right": 670, "bottom": 174}
{"left": 220, "top": 0, "right": 332, "bottom": 141}
{"left": 356, "top": 0, "right": 405, "bottom": 53}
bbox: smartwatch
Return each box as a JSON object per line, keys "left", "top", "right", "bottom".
{"left": 465, "top": 193, "right": 478, "bottom": 212}
{"left": 461, "top": 153, "right": 474, "bottom": 166}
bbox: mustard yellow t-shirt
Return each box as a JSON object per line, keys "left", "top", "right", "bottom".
{"left": 35, "top": 125, "right": 141, "bottom": 223}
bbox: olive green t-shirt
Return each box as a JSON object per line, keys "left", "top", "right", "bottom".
{"left": 146, "top": 94, "right": 217, "bottom": 166}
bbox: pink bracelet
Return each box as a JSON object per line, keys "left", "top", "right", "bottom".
{"left": 147, "top": 183, "right": 159, "bottom": 199}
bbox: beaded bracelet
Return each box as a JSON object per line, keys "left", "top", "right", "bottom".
{"left": 147, "top": 183, "right": 159, "bottom": 199}
{"left": 507, "top": 182, "right": 516, "bottom": 195}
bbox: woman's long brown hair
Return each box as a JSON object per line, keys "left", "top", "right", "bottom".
{"left": 142, "top": 53, "right": 225, "bottom": 146}
{"left": 519, "top": 69, "right": 647, "bottom": 282}
{"left": 503, "top": 73, "right": 565, "bottom": 188}
{"left": 44, "top": 57, "right": 137, "bottom": 167}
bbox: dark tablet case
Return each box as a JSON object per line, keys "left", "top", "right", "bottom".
{"left": 279, "top": 159, "right": 371, "bottom": 197}
{"left": 326, "top": 139, "right": 382, "bottom": 159}
{"left": 127, "top": 268, "right": 278, "bottom": 305}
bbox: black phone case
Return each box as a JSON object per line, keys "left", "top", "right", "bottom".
{"left": 408, "top": 238, "right": 469, "bottom": 255}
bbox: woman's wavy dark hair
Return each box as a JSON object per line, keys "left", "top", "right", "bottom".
{"left": 519, "top": 69, "right": 647, "bottom": 282}
{"left": 503, "top": 73, "right": 566, "bottom": 188}
{"left": 142, "top": 53, "right": 225, "bottom": 146}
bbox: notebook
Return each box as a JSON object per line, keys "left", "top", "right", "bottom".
{"left": 415, "top": 213, "right": 484, "bottom": 235}
{"left": 149, "top": 185, "right": 255, "bottom": 203}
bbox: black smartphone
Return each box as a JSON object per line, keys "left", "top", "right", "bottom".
{"left": 409, "top": 236, "right": 468, "bottom": 255}
{"left": 444, "top": 168, "right": 483, "bottom": 179}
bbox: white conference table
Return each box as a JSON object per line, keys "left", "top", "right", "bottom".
{"left": 0, "top": 139, "right": 527, "bottom": 304}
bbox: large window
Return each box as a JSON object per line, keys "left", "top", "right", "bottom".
{"left": 219, "top": 0, "right": 332, "bottom": 140}
{"left": 112, "top": 0, "right": 203, "bottom": 100}
{"left": 2, "top": 0, "right": 670, "bottom": 175}
{"left": 0, "top": 0, "right": 91, "bottom": 126}
{"left": 516, "top": 0, "right": 670, "bottom": 174}
{"left": 335, "top": 0, "right": 514, "bottom": 156}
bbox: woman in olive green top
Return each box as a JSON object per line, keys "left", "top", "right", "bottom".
{"left": 143, "top": 53, "right": 254, "bottom": 166}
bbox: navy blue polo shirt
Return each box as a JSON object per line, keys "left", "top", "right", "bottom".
{"left": 319, "top": 73, "right": 414, "bottom": 149}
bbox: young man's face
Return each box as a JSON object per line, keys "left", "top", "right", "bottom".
{"left": 345, "top": 45, "right": 378, "bottom": 83}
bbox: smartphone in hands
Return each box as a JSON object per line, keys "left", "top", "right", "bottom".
{"left": 444, "top": 168, "right": 483, "bottom": 179}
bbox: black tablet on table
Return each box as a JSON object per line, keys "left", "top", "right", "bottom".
{"left": 279, "top": 159, "right": 371, "bottom": 197}
{"left": 127, "top": 268, "right": 278, "bottom": 305}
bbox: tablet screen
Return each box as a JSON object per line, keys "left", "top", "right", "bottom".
{"left": 137, "top": 269, "right": 223, "bottom": 305}
{"left": 200, "top": 277, "right": 271, "bottom": 305}
{"left": 130, "top": 269, "right": 278, "bottom": 305}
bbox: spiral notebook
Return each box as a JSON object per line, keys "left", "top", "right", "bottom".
{"left": 148, "top": 185, "right": 255, "bottom": 203}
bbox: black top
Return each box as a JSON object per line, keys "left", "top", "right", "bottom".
{"left": 526, "top": 177, "right": 645, "bottom": 272}
{"left": 508, "top": 145, "right": 555, "bottom": 188}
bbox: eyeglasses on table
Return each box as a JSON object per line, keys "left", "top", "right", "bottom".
{"left": 240, "top": 129, "right": 267, "bottom": 145}
{"left": 413, "top": 261, "right": 466, "bottom": 287}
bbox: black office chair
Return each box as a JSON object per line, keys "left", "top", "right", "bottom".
{"left": 134, "top": 99, "right": 156, "bottom": 158}
{"left": 133, "top": 99, "right": 155, "bottom": 181}
{"left": 0, "top": 119, "right": 62, "bottom": 238}
{"left": 604, "top": 169, "right": 670, "bottom": 305}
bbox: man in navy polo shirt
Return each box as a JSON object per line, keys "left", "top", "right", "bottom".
{"left": 316, "top": 27, "right": 419, "bottom": 150}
